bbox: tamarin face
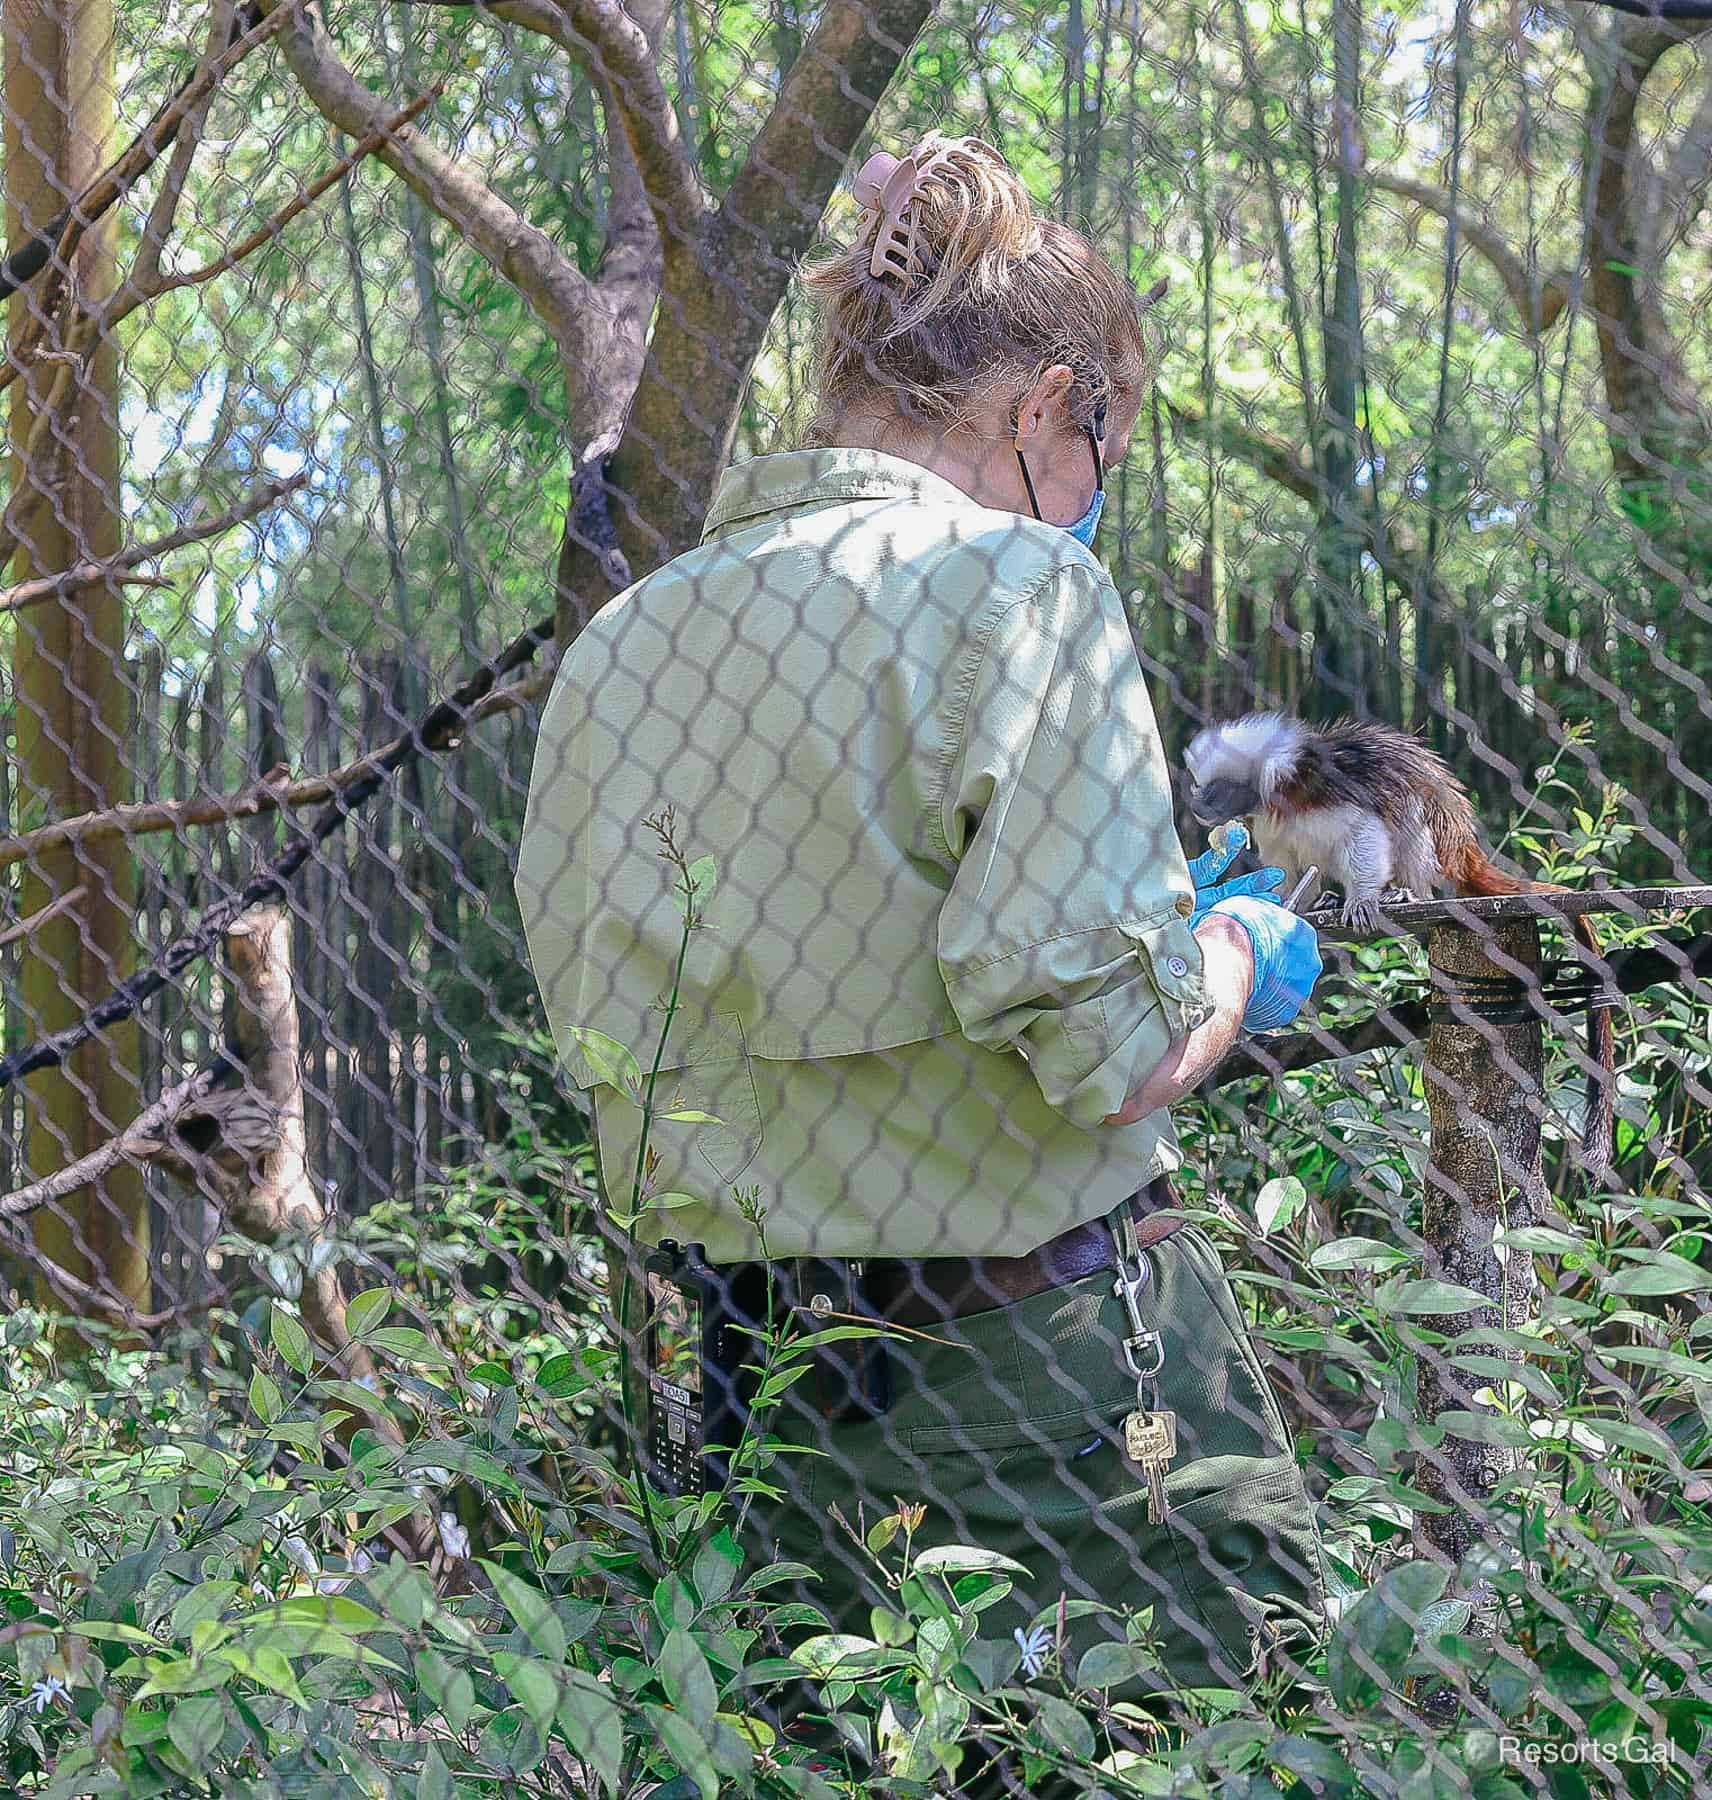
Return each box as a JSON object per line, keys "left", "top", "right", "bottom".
{"left": 1183, "top": 713, "right": 1304, "bottom": 825}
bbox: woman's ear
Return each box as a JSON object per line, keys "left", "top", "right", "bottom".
{"left": 1012, "top": 362, "right": 1077, "bottom": 448}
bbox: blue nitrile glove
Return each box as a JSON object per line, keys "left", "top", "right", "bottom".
{"left": 1201, "top": 893, "right": 1324, "bottom": 1033}
{"left": 1187, "top": 824, "right": 1286, "bottom": 926}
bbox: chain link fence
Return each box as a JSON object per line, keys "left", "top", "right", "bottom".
{"left": 0, "top": 0, "right": 1710, "bottom": 1792}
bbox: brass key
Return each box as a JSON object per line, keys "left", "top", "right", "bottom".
{"left": 1123, "top": 1407, "right": 1178, "bottom": 1525}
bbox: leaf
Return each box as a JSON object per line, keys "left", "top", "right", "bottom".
{"left": 1075, "top": 1640, "right": 1155, "bottom": 1688}
{"left": 212, "top": 1643, "right": 306, "bottom": 1706}
{"left": 268, "top": 1595, "right": 386, "bottom": 1631}
{"left": 866, "top": 1514, "right": 901, "bottom": 1555}
{"left": 1326, "top": 1561, "right": 1448, "bottom": 1710}
{"left": 1382, "top": 1279, "right": 1496, "bottom": 1316}
{"left": 270, "top": 1304, "right": 312, "bottom": 1375}
{"left": 495, "top": 1652, "right": 561, "bottom": 1740}
{"left": 345, "top": 1287, "right": 392, "bottom": 1337}
{"left": 567, "top": 1026, "right": 643, "bottom": 1093}
{"left": 480, "top": 1560, "right": 567, "bottom": 1663}
{"left": 1493, "top": 1226, "right": 1585, "bottom": 1255}
{"left": 70, "top": 1621, "right": 157, "bottom": 1646}
{"left": 248, "top": 1369, "right": 283, "bottom": 1427}
{"left": 367, "top": 1556, "right": 431, "bottom": 1631}
{"left": 1256, "top": 1175, "right": 1307, "bottom": 1235}
{"left": 366, "top": 1326, "right": 447, "bottom": 1361}
{"left": 1033, "top": 1692, "right": 1095, "bottom": 1761}
{"left": 680, "top": 855, "right": 718, "bottom": 919}
{"left": 1605, "top": 1254, "right": 1712, "bottom": 1296}
{"left": 167, "top": 1695, "right": 225, "bottom": 1767}
{"left": 416, "top": 1647, "right": 475, "bottom": 1731}
{"left": 420, "top": 1745, "right": 454, "bottom": 1800}
{"left": 692, "top": 1531, "right": 741, "bottom": 1607}
{"left": 643, "top": 1191, "right": 703, "bottom": 1213}
{"left": 648, "top": 1702, "right": 721, "bottom": 1799}
{"left": 659, "top": 1109, "right": 723, "bottom": 1123}
{"left": 660, "top": 1626, "right": 720, "bottom": 1727}
{"left": 911, "top": 1545, "right": 1030, "bottom": 1577}
{"left": 791, "top": 1634, "right": 905, "bottom": 1679}
{"left": 1309, "top": 1238, "right": 1412, "bottom": 1273}
{"left": 536, "top": 1352, "right": 587, "bottom": 1398}
{"left": 559, "top": 1671, "right": 624, "bottom": 1796}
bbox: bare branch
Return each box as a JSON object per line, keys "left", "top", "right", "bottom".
{"left": 0, "top": 664, "right": 548, "bottom": 871}
{"left": 0, "top": 473, "right": 308, "bottom": 614}
{"left": 1656, "top": 62, "right": 1712, "bottom": 263}
{"left": 1371, "top": 170, "right": 1573, "bottom": 334}
{"left": 1167, "top": 395, "right": 1461, "bottom": 611}
{"left": 134, "top": 0, "right": 241, "bottom": 292}
{"left": 3, "top": 94, "right": 441, "bottom": 402}
{"left": 5, "top": 1, "right": 305, "bottom": 303}
{"left": 266, "top": 0, "right": 601, "bottom": 372}
{"left": 0, "top": 1066, "right": 222, "bottom": 1218}
{"left": 716, "top": 0, "right": 938, "bottom": 300}
{"left": 0, "top": 883, "right": 87, "bottom": 948}
{"left": 162, "top": 88, "right": 444, "bottom": 291}
{"left": 492, "top": 0, "right": 708, "bottom": 256}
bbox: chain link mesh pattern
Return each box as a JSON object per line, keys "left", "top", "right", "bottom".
{"left": 0, "top": 0, "right": 1709, "bottom": 1790}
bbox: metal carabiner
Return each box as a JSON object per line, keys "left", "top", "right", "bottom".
{"left": 1113, "top": 1257, "right": 1165, "bottom": 1382}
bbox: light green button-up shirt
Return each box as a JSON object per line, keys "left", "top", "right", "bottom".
{"left": 515, "top": 446, "right": 1210, "bottom": 1261}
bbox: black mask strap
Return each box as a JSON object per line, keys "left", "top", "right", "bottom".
{"left": 1014, "top": 443, "right": 1044, "bottom": 521}
{"left": 1014, "top": 393, "right": 1108, "bottom": 522}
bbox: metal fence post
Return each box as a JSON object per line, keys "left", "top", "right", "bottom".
{"left": 1416, "top": 916, "right": 1549, "bottom": 1576}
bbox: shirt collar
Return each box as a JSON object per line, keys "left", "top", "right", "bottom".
{"left": 701, "top": 446, "right": 979, "bottom": 540}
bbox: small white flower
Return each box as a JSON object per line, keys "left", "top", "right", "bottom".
{"left": 1014, "top": 1623, "right": 1052, "bottom": 1679}
{"left": 28, "top": 1676, "right": 70, "bottom": 1714}
{"left": 438, "top": 1510, "right": 471, "bottom": 1559}
{"left": 281, "top": 1535, "right": 319, "bottom": 1576}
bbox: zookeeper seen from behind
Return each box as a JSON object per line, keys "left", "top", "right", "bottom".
{"left": 516, "top": 130, "right": 1333, "bottom": 1719}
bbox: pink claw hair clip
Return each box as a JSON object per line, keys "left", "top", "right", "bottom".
{"left": 852, "top": 141, "right": 966, "bottom": 283}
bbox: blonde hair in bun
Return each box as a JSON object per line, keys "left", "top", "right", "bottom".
{"left": 803, "top": 130, "right": 1158, "bottom": 445}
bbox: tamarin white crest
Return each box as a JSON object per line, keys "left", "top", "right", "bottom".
{"left": 1183, "top": 710, "right": 1616, "bottom": 1177}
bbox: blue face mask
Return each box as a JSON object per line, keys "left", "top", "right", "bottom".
{"left": 1063, "top": 486, "right": 1106, "bottom": 548}
{"left": 1015, "top": 400, "right": 1108, "bottom": 550}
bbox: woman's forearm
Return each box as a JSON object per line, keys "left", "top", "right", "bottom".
{"left": 1102, "top": 912, "right": 1255, "bottom": 1126}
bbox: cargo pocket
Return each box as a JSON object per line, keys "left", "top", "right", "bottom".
{"left": 1173, "top": 1222, "right": 1296, "bottom": 1455}
{"left": 1162, "top": 1453, "right": 1330, "bottom": 1684}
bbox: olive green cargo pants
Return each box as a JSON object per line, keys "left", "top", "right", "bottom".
{"left": 751, "top": 1219, "right": 1330, "bottom": 1702}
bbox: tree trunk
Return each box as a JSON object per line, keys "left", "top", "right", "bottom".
{"left": 5, "top": 0, "right": 148, "bottom": 1319}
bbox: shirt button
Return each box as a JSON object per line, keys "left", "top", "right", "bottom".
{"left": 1167, "top": 955, "right": 1189, "bottom": 977}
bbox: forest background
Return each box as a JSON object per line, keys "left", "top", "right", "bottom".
{"left": 0, "top": 0, "right": 1708, "bottom": 1791}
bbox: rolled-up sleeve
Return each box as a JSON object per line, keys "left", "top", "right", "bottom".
{"left": 933, "top": 558, "right": 1210, "bottom": 1129}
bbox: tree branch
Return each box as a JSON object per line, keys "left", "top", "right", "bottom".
{"left": 492, "top": 0, "right": 707, "bottom": 256}
{"left": 265, "top": 0, "right": 601, "bottom": 374}
{"left": 0, "top": 611, "right": 554, "bottom": 1091}
{"left": 716, "top": 0, "right": 938, "bottom": 310}
{"left": 0, "top": 666, "right": 547, "bottom": 871}
{"left": 0, "top": 473, "right": 308, "bottom": 613}
{"left": 0, "top": 1, "right": 300, "bottom": 304}
{"left": 163, "top": 87, "right": 443, "bottom": 291}
{"left": 1166, "top": 394, "right": 1463, "bottom": 612}
{"left": 1655, "top": 62, "right": 1712, "bottom": 264}
{"left": 0, "top": 1065, "right": 223, "bottom": 1219}
{"left": 134, "top": 0, "right": 241, "bottom": 293}
{"left": 1371, "top": 170, "right": 1573, "bottom": 334}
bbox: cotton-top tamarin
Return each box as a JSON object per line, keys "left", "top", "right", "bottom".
{"left": 1183, "top": 711, "right": 1615, "bottom": 1175}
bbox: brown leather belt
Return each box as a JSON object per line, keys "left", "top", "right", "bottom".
{"left": 853, "top": 1170, "right": 1189, "bottom": 1329}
